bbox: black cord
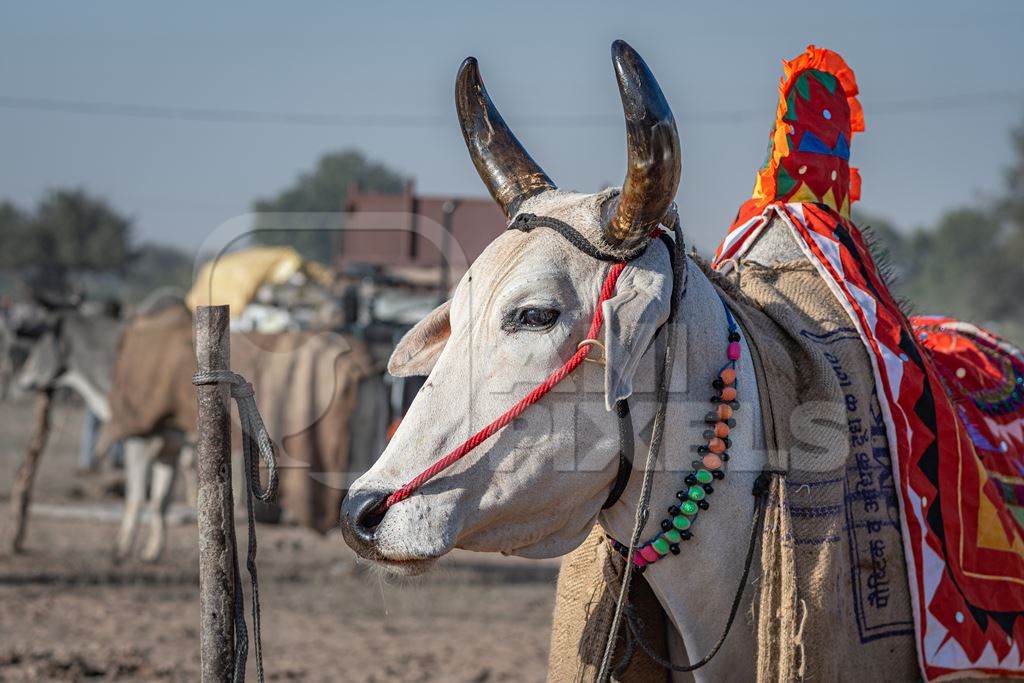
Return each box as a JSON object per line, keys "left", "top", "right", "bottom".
{"left": 621, "top": 471, "right": 772, "bottom": 674}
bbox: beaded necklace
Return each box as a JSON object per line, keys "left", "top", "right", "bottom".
{"left": 609, "top": 295, "right": 742, "bottom": 572}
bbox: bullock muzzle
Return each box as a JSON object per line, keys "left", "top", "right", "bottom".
{"left": 340, "top": 488, "right": 390, "bottom": 560}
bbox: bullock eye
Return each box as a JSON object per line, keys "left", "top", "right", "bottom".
{"left": 504, "top": 307, "right": 560, "bottom": 332}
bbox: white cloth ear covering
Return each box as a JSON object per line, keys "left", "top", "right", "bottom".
{"left": 601, "top": 245, "right": 673, "bottom": 411}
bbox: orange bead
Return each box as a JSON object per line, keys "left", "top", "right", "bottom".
{"left": 702, "top": 454, "right": 723, "bottom": 470}
{"left": 720, "top": 368, "right": 736, "bottom": 385}
{"left": 717, "top": 403, "right": 733, "bottom": 420}
{"left": 721, "top": 387, "right": 737, "bottom": 401}
{"left": 714, "top": 422, "right": 730, "bottom": 438}
{"left": 708, "top": 437, "right": 726, "bottom": 454}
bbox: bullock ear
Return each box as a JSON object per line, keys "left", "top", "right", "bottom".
{"left": 387, "top": 300, "right": 452, "bottom": 377}
{"left": 601, "top": 243, "right": 672, "bottom": 410}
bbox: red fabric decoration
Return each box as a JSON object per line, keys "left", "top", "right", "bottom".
{"left": 716, "top": 44, "right": 1024, "bottom": 679}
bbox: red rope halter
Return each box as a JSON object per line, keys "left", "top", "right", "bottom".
{"left": 380, "top": 262, "right": 627, "bottom": 511}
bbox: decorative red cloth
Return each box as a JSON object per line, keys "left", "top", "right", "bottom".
{"left": 714, "top": 46, "right": 1024, "bottom": 680}
{"left": 752, "top": 45, "right": 863, "bottom": 217}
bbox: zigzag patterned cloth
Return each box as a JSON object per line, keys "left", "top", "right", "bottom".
{"left": 715, "top": 201, "right": 1024, "bottom": 679}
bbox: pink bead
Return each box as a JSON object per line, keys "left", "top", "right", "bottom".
{"left": 640, "top": 545, "right": 660, "bottom": 563}
{"left": 633, "top": 554, "right": 647, "bottom": 568}
{"left": 727, "top": 342, "right": 741, "bottom": 361}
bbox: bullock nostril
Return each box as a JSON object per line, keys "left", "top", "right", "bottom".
{"left": 341, "top": 488, "right": 391, "bottom": 555}
{"left": 357, "top": 498, "right": 387, "bottom": 533}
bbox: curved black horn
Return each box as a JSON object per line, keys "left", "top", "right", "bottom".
{"left": 607, "top": 40, "right": 681, "bottom": 245}
{"left": 455, "top": 57, "right": 555, "bottom": 219}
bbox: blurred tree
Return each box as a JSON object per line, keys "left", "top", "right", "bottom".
{"left": 995, "top": 116, "right": 1024, "bottom": 323}
{"left": 0, "top": 189, "right": 133, "bottom": 299}
{"left": 251, "top": 150, "right": 405, "bottom": 263}
{"left": 902, "top": 208, "right": 1004, "bottom": 320}
{"left": 121, "top": 243, "right": 194, "bottom": 303}
{"left": 1005, "top": 117, "right": 1024, "bottom": 231}
{"left": 853, "top": 210, "right": 919, "bottom": 286}
{"left": 32, "top": 188, "right": 133, "bottom": 272}
{"left": 860, "top": 114, "right": 1024, "bottom": 345}
{"left": 0, "top": 201, "right": 31, "bottom": 268}
{"left": 862, "top": 208, "right": 1007, "bottom": 318}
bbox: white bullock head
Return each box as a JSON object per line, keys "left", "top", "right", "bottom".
{"left": 342, "top": 40, "right": 681, "bottom": 573}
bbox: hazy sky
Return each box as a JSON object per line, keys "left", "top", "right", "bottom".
{"left": 2, "top": 1, "right": 1022, "bottom": 254}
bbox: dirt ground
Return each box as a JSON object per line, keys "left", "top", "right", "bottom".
{"left": 0, "top": 395, "right": 558, "bottom": 682}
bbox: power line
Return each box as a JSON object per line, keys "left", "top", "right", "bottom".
{"left": 0, "top": 90, "right": 1021, "bottom": 128}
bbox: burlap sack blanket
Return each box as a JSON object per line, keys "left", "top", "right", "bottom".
{"left": 233, "top": 331, "right": 373, "bottom": 531}
{"left": 105, "top": 304, "right": 197, "bottom": 440}
{"left": 549, "top": 527, "right": 670, "bottom": 682}
{"left": 547, "top": 260, "right": 918, "bottom": 681}
{"left": 105, "top": 306, "right": 374, "bottom": 532}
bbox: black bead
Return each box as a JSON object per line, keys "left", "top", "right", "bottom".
{"left": 712, "top": 378, "right": 724, "bottom": 390}
{"left": 727, "top": 418, "right": 736, "bottom": 427}
{"left": 721, "top": 453, "right": 730, "bottom": 462}
{"left": 661, "top": 519, "right": 672, "bottom": 531}
{"left": 705, "top": 412, "right": 718, "bottom": 422}
{"left": 703, "top": 484, "right": 714, "bottom": 494}
{"left": 729, "top": 332, "right": 741, "bottom": 342}
{"left": 668, "top": 505, "right": 681, "bottom": 515}
{"left": 712, "top": 470, "right": 725, "bottom": 480}
{"left": 681, "top": 530, "right": 693, "bottom": 540}
{"left": 697, "top": 445, "right": 708, "bottom": 454}
{"left": 685, "top": 474, "right": 697, "bottom": 485}
{"left": 723, "top": 437, "right": 732, "bottom": 448}
{"left": 730, "top": 400, "right": 740, "bottom": 409}
{"left": 669, "top": 544, "right": 680, "bottom": 555}
{"left": 676, "top": 490, "right": 687, "bottom": 501}
{"left": 698, "top": 500, "right": 710, "bottom": 510}
{"left": 702, "top": 429, "right": 713, "bottom": 440}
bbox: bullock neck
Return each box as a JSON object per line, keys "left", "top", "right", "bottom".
{"left": 597, "top": 256, "right": 766, "bottom": 680}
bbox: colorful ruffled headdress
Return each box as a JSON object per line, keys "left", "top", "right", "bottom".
{"left": 751, "top": 45, "right": 864, "bottom": 216}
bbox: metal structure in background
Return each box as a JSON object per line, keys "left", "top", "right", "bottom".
{"left": 194, "top": 305, "right": 239, "bottom": 681}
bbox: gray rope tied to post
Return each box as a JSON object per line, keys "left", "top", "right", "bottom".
{"left": 192, "top": 369, "right": 278, "bottom": 683}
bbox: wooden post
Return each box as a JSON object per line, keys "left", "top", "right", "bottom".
{"left": 10, "top": 388, "right": 55, "bottom": 553}
{"left": 195, "top": 305, "right": 238, "bottom": 681}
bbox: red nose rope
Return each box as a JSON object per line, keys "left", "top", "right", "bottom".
{"left": 380, "top": 261, "right": 627, "bottom": 511}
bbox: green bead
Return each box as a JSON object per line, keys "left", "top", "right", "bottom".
{"left": 695, "top": 469, "right": 713, "bottom": 484}
{"left": 664, "top": 529, "right": 681, "bottom": 543}
{"left": 652, "top": 538, "right": 670, "bottom": 555}
{"left": 672, "top": 515, "right": 691, "bottom": 531}
{"left": 680, "top": 501, "right": 699, "bottom": 516}
{"left": 688, "top": 485, "right": 706, "bottom": 501}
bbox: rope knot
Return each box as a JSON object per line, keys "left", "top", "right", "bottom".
{"left": 191, "top": 370, "right": 278, "bottom": 504}
{"left": 230, "top": 379, "right": 255, "bottom": 400}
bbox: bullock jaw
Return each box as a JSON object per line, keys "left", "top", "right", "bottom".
{"left": 341, "top": 190, "right": 674, "bottom": 569}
